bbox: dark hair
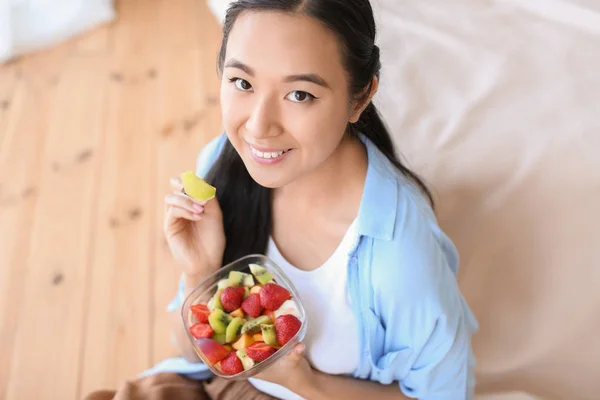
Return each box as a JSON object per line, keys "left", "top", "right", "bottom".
{"left": 206, "top": 0, "right": 434, "bottom": 265}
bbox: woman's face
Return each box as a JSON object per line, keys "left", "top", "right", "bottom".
{"left": 220, "top": 11, "right": 356, "bottom": 188}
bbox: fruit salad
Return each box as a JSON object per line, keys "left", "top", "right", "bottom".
{"left": 185, "top": 263, "right": 304, "bottom": 376}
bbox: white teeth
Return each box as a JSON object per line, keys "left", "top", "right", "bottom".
{"left": 251, "top": 146, "right": 286, "bottom": 159}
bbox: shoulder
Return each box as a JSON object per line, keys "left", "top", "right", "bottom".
{"left": 195, "top": 133, "right": 228, "bottom": 178}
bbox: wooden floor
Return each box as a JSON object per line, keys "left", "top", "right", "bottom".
{"left": 0, "top": 1, "right": 222, "bottom": 398}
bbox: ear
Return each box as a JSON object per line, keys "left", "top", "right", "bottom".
{"left": 349, "top": 76, "right": 379, "bottom": 123}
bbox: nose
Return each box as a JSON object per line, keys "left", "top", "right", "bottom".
{"left": 245, "top": 96, "right": 282, "bottom": 139}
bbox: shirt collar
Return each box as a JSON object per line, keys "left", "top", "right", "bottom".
{"left": 355, "top": 133, "right": 399, "bottom": 241}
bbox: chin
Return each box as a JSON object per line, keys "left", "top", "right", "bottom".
{"left": 246, "top": 169, "right": 289, "bottom": 189}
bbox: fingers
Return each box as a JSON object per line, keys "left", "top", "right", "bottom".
{"left": 170, "top": 176, "right": 183, "bottom": 193}
{"left": 164, "top": 192, "right": 207, "bottom": 229}
{"left": 166, "top": 204, "right": 203, "bottom": 222}
{"left": 165, "top": 192, "right": 207, "bottom": 214}
{"left": 294, "top": 343, "right": 305, "bottom": 355}
{"left": 285, "top": 343, "right": 305, "bottom": 362}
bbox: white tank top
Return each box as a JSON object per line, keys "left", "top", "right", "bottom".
{"left": 248, "top": 220, "right": 360, "bottom": 400}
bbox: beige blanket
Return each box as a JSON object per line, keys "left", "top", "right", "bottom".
{"left": 372, "top": 1, "right": 600, "bottom": 399}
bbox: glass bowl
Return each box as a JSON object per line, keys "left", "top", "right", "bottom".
{"left": 181, "top": 254, "right": 307, "bottom": 380}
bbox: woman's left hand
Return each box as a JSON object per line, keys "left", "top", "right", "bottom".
{"left": 253, "top": 343, "right": 315, "bottom": 392}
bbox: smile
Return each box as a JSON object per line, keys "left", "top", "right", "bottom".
{"left": 247, "top": 144, "right": 292, "bottom": 165}
{"left": 250, "top": 146, "right": 289, "bottom": 159}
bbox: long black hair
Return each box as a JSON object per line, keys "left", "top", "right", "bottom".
{"left": 205, "top": 0, "right": 434, "bottom": 266}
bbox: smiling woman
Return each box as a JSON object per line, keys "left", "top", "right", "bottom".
{"left": 87, "top": 0, "right": 477, "bottom": 399}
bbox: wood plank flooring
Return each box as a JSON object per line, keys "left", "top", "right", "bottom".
{"left": 0, "top": 1, "right": 222, "bottom": 398}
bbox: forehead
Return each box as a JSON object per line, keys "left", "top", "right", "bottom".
{"left": 226, "top": 11, "right": 345, "bottom": 79}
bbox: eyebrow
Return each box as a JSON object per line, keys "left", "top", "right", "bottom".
{"left": 224, "top": 59, "right": 330, "bottom": 89}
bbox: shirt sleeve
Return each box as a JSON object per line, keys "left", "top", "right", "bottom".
{"left": 166, "top": 133, "right": 227, "bottom": 312}
{"left": 372, "top": 201, "right": 478, "bottom": 400}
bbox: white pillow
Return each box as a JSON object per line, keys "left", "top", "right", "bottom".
{"left": 0, "top": 0, "right": 115, "bottom": 63}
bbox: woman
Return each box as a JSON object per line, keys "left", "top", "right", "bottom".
{"left": 89, "top": 0, "right": 478, "bottom": 399}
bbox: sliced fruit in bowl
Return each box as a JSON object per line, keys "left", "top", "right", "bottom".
{"left": 196, "top": 338, "right": 231, "bottom": 365}
{"left": 183, "top": 257, "right": 306, "bottom": 378}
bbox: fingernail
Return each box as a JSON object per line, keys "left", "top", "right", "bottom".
{"left": 295, "top": 344, "right": 305, "bottom": 354}
{"left": 193, "top": 204, "right": 204, "bottom": 212}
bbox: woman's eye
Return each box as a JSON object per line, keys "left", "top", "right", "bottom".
{"left": 231, "top": 78, "right": 252, "bottom": 91}
{"left": 286, "top": 91, "right": 315, "bottom": 103}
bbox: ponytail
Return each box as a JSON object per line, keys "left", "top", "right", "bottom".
{"left": 350, "top": 102, "right": 435, "bottom": 207}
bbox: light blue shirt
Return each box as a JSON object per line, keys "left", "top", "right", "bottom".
{"left": 142, "top": 133, "right": 478, "bottom": 400}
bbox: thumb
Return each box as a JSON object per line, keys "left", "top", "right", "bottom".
{"left": 288, "top": 343, "right": 305, "bottom": 360}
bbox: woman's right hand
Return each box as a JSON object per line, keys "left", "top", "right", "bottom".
{"left": 164, "top": 176, "right": 226, "bottom": 279}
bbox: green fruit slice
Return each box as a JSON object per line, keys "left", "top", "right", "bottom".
{"left": 236, "top": 349, "right": 255, "bottom": 371}
{"left": 249, "top": 264, "right": 274, "bottom": 285}
{"left": 261, "top": 324, "right": 278, "bottom": 346}
{"left": 241, "top": 315, "right": 272, "bottom": 335}
{"left": 243, "top": 274, "right": 255, "bottom": 288}
{"left": 208, "top": 309, "right": 232, "bottom": 335}
{"left": 180, "top": 171, "right": 216, "bottom": 201}
{"left": 226, "top": 317, "right": 245, "bottom": 343}
{"left": 208, "top": 288, "right": 225, "bottom": 311}
{"left": 217, "top": 278, "right": 234, "bottom": 290}
{"left": 228, "top": 271, "right": 247, "bottom": 287}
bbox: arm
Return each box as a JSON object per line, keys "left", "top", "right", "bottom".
{"left": 300, "top": 371, "right": 411, "bottom": 400}
{"left": 168, "top": 133, "right": 228, "bottom": 362}
{"left": 254, "top": 343, "right": 411, "bottom": 400}
{"left": 370, "top": 212, "right": 478, "bottom": 400}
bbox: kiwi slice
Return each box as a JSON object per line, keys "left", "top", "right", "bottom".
{"left": 236, "top": 349, "right": 255, "bottom": 371}
{"left": 241, "top": 315, "right": 272, "bottom": 335}
{"left": 228, "top": 271, "right": 247, "bottom": 287}
{"left": 249, "top": 264, "right": 274, "bottom": 285}
{"left": 260, "top": 324, "right": 278, "bottom": 346}
{"left": 244, "top": 287, "right": 250, "bottom": 299}
{"left": 212, "top": 332, "right": 227, "bottom": 345}
{"left": 226, "top": 317, "right": 245, "bottom": 343}
{"left": 217, "top": 278, "right": 233, "bottom": 290}
{"left": 208, "top": 309, "right": 232, "bottom": 335}
{"left": 208, "top": 288, "right": 225, "bottom": 311}
{"left": 243, "top": 274, "right": 255, "bottom": 288}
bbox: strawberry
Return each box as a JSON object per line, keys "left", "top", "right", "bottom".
{"left": 189, "top": 323, "right": 214, "bottom": 339}
{"left": 220, "top": 286, "right": 246, "bottom": 312}
{"left": 196, "top": 338, "right": 231, "bottom": 364}
{"left": 191, "top": 304, "right": 210, "bottom": 323}
{"left": 220, "top": 352, "right": 244, "bottom": 375}
{"left": 259, "top": 283, "right": 291, "bottom": 311}
{"left": 241, "top": 293, "right": 263, "bottom": 318}
{"left": 245, "top": 342, "right": 277, "bottom": 362}
{"left": 275, "top": 314, "right": 301, "bottom": 346}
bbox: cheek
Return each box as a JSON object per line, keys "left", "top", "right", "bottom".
{"left": 219, "top": 84, "right": 236, "bottom": 126}
{"left": 219, "top": 85, "right": 247, "bottom": 137}
{"left": 286, "top": 98, "right": 349, "bottom": 150}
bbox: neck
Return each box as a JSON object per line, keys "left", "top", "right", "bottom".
{"left": 274, "top": 134, "right": 367, "bottom": 221}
